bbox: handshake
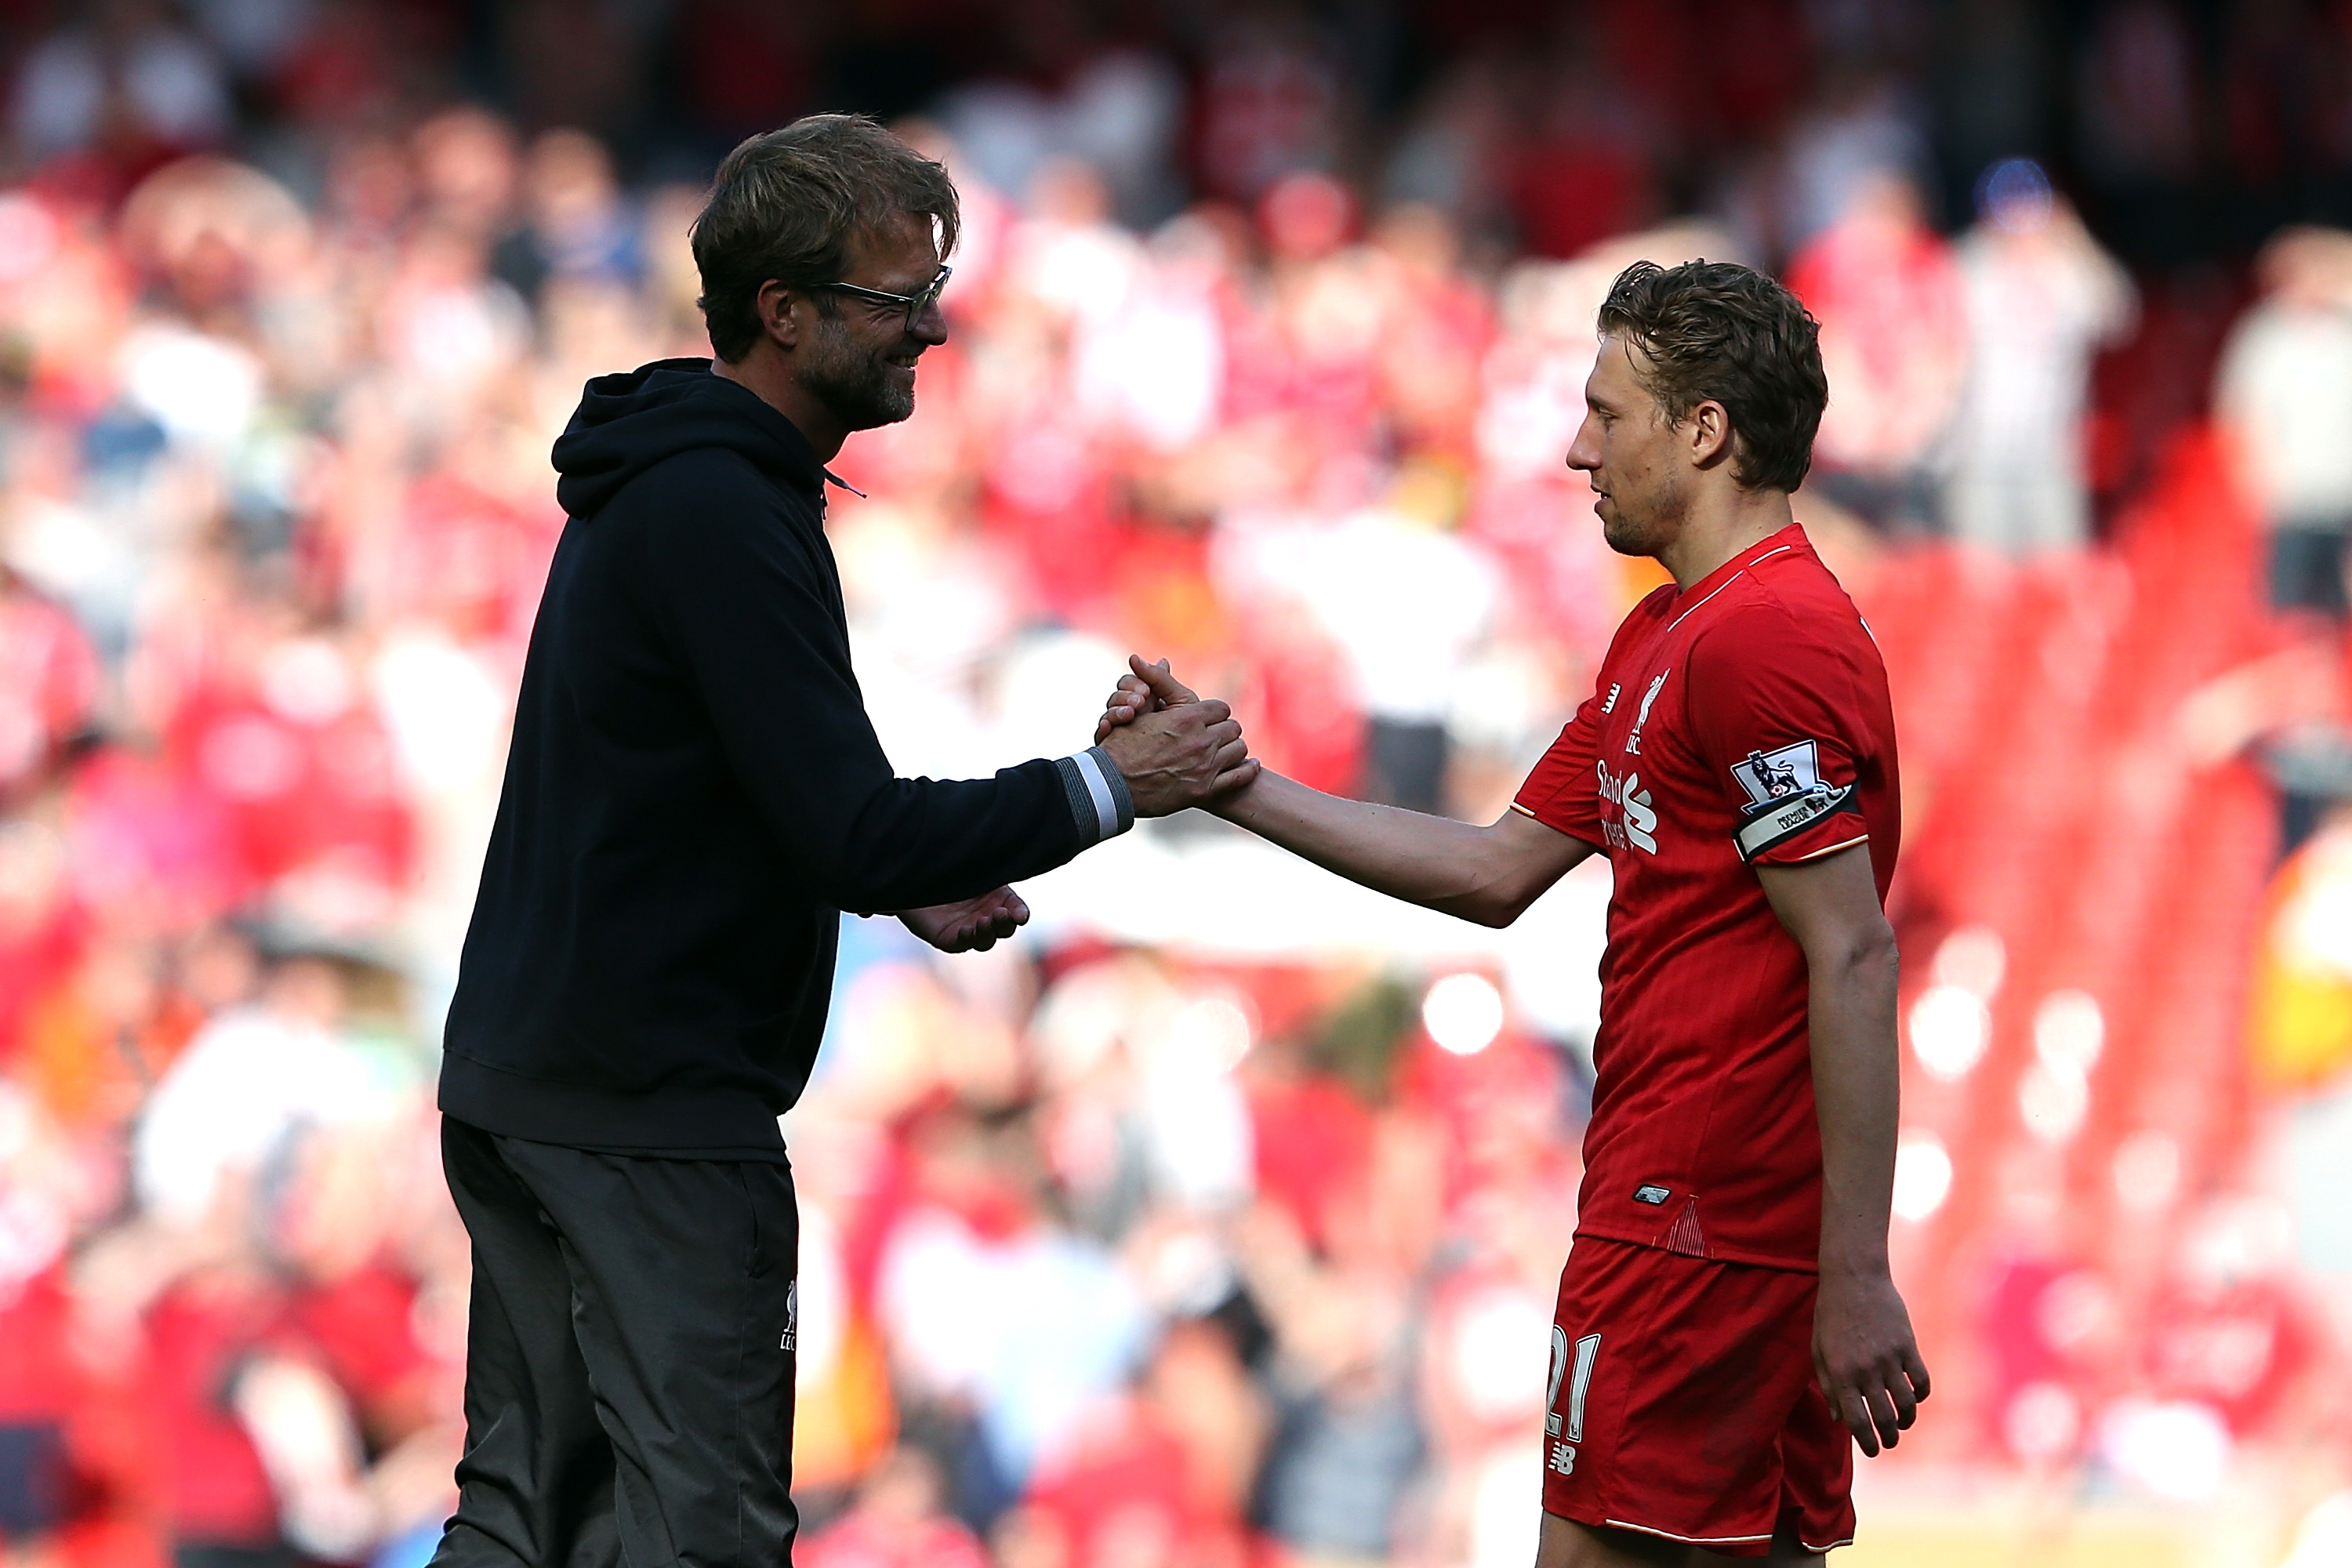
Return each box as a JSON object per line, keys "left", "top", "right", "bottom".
{"left": 899, "top": 655, "right": 1258, "bottom": 954}
{"left": 1092, "top": 654, "right": 1261, "bottom": 815}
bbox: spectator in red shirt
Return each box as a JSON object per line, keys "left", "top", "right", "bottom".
{"left": 1785, "top": 170, "right": 1965, "bottom": 535}
{"left": 799, "top": 1445, "right": 989, "bottom": 1568}
{"left": 0, "top": 568, "right": 99, "bottom": 802}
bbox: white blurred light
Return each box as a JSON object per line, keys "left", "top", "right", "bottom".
{"left": 2002, "top": 1380, "right": 2082, "bottom": 1464}
{"left": 372, "top": 634, "right": 506, "bottom": 791}
{"left": 792, "top": 1203, "right": 847, "bottom": 1393}
{"left": 1170, "top": 995, "right": 1253, "bottom": 1074}
{"left": 1891, "top": 1134, "right": 1953, "bottom": 1221}
{"left": 2183, "top": 1196, "right": 2295, "bottom": 1286}
{"left": 1450, "top": 1287, "right": 1551, "bottom": 1421}
{"left": 2281, "top": 1490, "right": 2352, "bottom": 1568}
{"left": 1139, "top": 992, "right": 1258, "bottom": 1208}
{"left": 2112, "top": 1131, "right": 2181, "bottom": 1214}
{"left": 1425, "top": 972, "right": 1505, "bottom": 1056}
{"left": 1134, "top": 1222, "right": 1236, "bottom": 1317}
{"left": 0, "top": 1081, "right": 31, "bottom": 1165}
{"left": 1467, "top": 1448, "right": 1542, "bottom": 1568}
{"left": 2034, "top": 990, "right": 2105, "bottom": 1076}
{"left": 2017, "top": 991, "right": 2102, "bottom": 1145}
{"left": 121, "top": 324, "right": 263, "bottom": 449}
{"left": 2020, "top": 1061, "right": 2089, "bottom": 1143}
{"left": 1909, "top": 985, "right": 1991, "bottom": 1080}
{"left": 1931, "top": 925, "right": 2007, "bottom": 999}
{"left": 261, "top": 638, "right": 354, "bottom": 724}
{"left": 2036, "top": 1271, "right": 2117, "bottom": 1352}
{"left": 985, "top": 629, "right": 1131, "bottom": 779}
{"left": 2100, "top": 1399, "right": 2230, "bottom": 1501}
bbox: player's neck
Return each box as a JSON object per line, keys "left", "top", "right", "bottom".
{"left": 1656, "top": 488, "right": 1795, "bottom": 592}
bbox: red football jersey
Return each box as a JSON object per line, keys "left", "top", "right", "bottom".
{"left": 1515, "top": 525, "right": 1898, "bottom": 1272}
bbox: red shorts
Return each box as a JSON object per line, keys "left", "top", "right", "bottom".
{"left": 1541, "top": 1237, "right": 1853, "bottom": 1559}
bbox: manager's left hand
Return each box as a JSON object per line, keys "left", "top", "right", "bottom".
{"left": 898, "top": 885, "right": 1029, "bottom": 953}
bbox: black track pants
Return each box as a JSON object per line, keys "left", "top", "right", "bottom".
{"left": 428, "top": 1118, "right": 799, "bottom": 1568}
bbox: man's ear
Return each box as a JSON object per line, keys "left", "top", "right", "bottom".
{"left": 1686, "top": 398, "right": 1736, "bottom": 470}
{"left": 755, "top": 279, "right": 803, "bottom": 351}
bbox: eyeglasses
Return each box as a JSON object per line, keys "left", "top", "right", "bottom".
{"left": 820, "top": 264, "right": 952, "bottom": 328}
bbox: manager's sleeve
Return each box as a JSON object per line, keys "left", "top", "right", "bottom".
{"left": 645, "top": 478, "right": 1131, "bottom": 913}
{"left": 1684, "top": 604, "right": 1871, "bottom": 867}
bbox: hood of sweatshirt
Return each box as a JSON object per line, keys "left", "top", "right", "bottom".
{"left": 551, "top": 358, "right": 824, "bottom": 520}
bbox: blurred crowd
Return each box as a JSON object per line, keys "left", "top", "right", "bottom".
{"left": 0, "top": 2, "right": 2350, "bottom": 1568}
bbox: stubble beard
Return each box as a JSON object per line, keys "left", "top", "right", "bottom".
{"left": 1599, "top": 465, "right": 1686, "bottom": 560}
{"left": 800, "top": 315, "right": 916, "bottom": 431}
{"left": 1599, "top": 505, "right": 1650, "bottom": 557}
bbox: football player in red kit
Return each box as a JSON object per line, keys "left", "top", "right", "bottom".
{"left": 1098, "top": 259, "right": 1926, "bottom": 1563}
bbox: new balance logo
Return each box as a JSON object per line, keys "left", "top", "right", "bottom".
{"left": 1549, "top": 1442, "right": 1577, "bottom": 1476}
{"left": 1599, "top": 682, "right": 1622, "bottom": 714}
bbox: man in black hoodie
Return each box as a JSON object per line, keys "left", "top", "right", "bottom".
{"left": 427, "top": 116, "right": 1251, "bottom": 1568}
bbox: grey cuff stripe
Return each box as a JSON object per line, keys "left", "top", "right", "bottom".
{"left": 1074, "top": 746, "right": 1134, "bottom": 838}
{"left": 1073, "top": 750, "right": 1119, "bottom": 838}
{"left": 1055, "top": 750, "right": 1135, "bottom": 844}
{"left": 1054, "top": 755, "right": 1099, "bottom": 843}
{"left": 1733, "top": 785, "right": 1858, "bottom": 863}
{"left": 1085, "top": 746, "right": 1135, "bottom": 834}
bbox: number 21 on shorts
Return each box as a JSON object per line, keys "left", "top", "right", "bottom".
{"left": 1547, "top": 1326, "right": 1602, "bottom": 1468}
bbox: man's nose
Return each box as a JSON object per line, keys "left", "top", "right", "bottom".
{"left": 1564, "top": 419, "right": 1599, "bottom": 470}
{"left": 910, "top": 300, "right": 949, "bottom": 346}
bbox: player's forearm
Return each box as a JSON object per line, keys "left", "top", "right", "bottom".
{"left": 1806, "top": 923, "right": 1902, "bottom": 1276}
{"left": 1211, "top": 769, "right": 1525, "bottom": 923}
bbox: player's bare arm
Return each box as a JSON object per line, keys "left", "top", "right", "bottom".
{"left": 1755, "top": 844, "right": 1931, "bottom": 1457}
{"left": 1098, "top": 657, "right": 1595, "bottom": 924}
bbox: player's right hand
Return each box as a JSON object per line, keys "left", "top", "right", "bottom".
{"left": 1095, "top": 655, "right": 1167, "bottom": 742}
{"left": 1095, "top": 656, "right": 1258, "bottom": 814}
{"left": 1813, "top": 1265, "right": 1930, "bottom": 1457}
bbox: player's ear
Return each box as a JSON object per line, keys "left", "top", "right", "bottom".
{"left": 1687, "top": 399, "right": 1735, "bottom": 470}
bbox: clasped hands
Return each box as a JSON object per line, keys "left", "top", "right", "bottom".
{"left": 1092, "top": 654, "right": 1259, "bottom": 811}
{"left": 897, "top": 655, "right": 1257, "bottom": 954}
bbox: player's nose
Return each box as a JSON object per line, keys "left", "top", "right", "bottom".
{"left": 1564, "top": 421, "right": 1602, "bottom": 472}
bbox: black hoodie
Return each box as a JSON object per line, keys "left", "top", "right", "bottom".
{"left": 440, "top": 360, "right": 1130, "bottom": 1156}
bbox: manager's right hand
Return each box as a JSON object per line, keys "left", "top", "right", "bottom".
{"left": 1096, "top": 655, "right": 1258, "bottom": 815}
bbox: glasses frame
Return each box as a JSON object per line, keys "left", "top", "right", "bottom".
{"left": 819, "top": 264, "right": 953, "bottom": 328}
